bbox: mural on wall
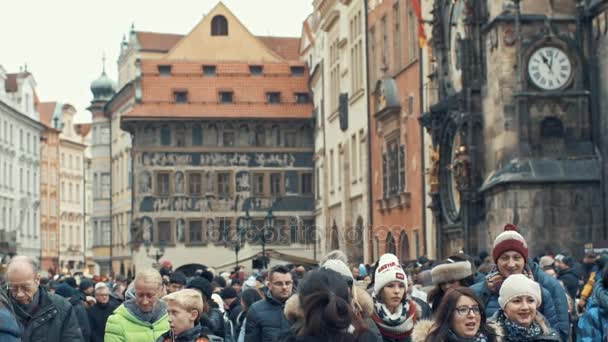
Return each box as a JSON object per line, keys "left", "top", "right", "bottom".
{"left": 139, "top": 152, "right": 313, "bottom": 168}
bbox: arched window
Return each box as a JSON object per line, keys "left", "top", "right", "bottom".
{"left": 211, "top": 15, "right": 228, "bottom": 36}
{"left": 386, "top": 232, "right": 396, "bottom": 254}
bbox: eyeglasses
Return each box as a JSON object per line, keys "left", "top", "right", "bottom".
{"left": 454, "top": 306, "right": 481, "bottom": 316}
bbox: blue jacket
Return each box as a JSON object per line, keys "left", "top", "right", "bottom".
{"left": 470, "top": 276, "right": 559, "bottom": 338}
{"left": 245, "top": 291, "right": 291, "bottom": 342}
{"left": 0, "top": 307, "right": 20, "bottom": 342}
{"left": 530, "top": 262, "right": 571, "bottom": 341}
{"left": 577, "top": 284, "right": 608, "bottom": 341}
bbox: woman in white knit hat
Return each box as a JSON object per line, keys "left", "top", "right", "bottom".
{"left": 489, "top": 274, "right": 560, "bottom": 341}
{"left": 371, "top": 254, "right": 419, "bottom": 342}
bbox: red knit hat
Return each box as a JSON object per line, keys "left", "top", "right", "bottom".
{"left": 492, "top": 224, "right": 528, "bottom": 263}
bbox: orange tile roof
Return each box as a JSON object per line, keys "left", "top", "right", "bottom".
{"left": 136, "top": 31, "right": 184, "bottom": 52}
{"left": 38, "top": 101, "right": 57, "bottom": 126}
{"left": 257, "top": 36, "right": 301, "bottom": 61}
{"left": 74, "top": 123, "right": 91, "bottom": 137}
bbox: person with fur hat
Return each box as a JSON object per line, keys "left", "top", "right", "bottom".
{"left": 427, "top": 255, "right": 476, "bottom": 311}
{"left": 470, "top": 224, "right": 565, "bottom": 340}
{"left": 371, "top": 253, "right": 419, "bottom": 342}
{"left": 489, "top": 274, "right": 560, "bottom": 341}
{"left": 412, "top": 287, "right": 498, "bottom": 342}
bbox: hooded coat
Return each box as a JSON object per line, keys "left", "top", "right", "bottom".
{"left": 577, "top": 282, "right": 608, "bottom": 341}
{"left": 104, "top": 301, "right": 170, "bottom": 342}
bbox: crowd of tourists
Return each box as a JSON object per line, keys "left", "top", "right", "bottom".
{"left": 1, "top": 223, "right": 608, "bottom": 341}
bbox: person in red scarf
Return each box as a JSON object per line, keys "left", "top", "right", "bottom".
{"left": 371, "top": 253, "right": 420, "bottom": 342}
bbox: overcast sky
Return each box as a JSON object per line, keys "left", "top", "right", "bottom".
{"left": 1, "top": 0, "right": 313, "bottom": 122}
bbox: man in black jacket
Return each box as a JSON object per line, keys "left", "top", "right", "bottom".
{"left": 6, "top": 255, "right": 84, "bottom": 342}
{"left": 245, "top": 265, "right": 293, "bottom": 342}
{"left": 557, "top": 255, "right": 581, "bottom": 300}
{"left": 87, "top": 282, "right": 119, "bottom": 342}
{"left": 186, "top": 276, "right": 225, "bottom": 338}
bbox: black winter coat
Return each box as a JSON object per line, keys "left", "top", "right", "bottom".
{"left": 199, "top": 307, "right": 225, "bottom": 338}
{"left": 87, "top": 301, "right": 120, "bottom": 342}
{"left": 11, "top": 287, "right": 84, "bottom": 342}
{"left": 245, "top": 291, "right": 292, "bottom": 342}
{"left": 69, "top": 296, "right": 91, "bottom": 341}
{"left": 558, "top": 267, "right": 580, "bottom": 300}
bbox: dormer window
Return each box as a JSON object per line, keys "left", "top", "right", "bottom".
{"left": 203, "top": 65, "right": 216, "bottom": 76}
{"left": 158, "top": 65, "right": 172, "bottom": 76}
{"left": 211, "top": 15, "right": 228, "bottom": 36}
{"left": 266, "top": 92, "right": 281, "bottom": 104}
{"left": 250, "top": 65, "right": 264, "bottom": 75}
{"left": 295, "top": 93, "right": 310, "bottom": 104}
{"left": 219, "top": 91, "right": 234, "bottom": 104}
{"left": 290, "top": 66, "right": 305, "bottom": 76}
{"left": 174, "top": 90, "right": 188, "bottom": 103}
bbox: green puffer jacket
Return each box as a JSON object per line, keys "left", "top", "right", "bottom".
{"left": 104, "top": 304, "right": 170, "bottom": 342}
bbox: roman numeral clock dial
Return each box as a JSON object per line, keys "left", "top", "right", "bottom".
{"left": 527, "top": 46, "right": 572, "bottom": 91}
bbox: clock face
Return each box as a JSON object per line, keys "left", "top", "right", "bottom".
{"left": 527, "top": 47, "right": 572, "bottom": 91}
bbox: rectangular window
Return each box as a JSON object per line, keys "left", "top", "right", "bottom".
{"left": 157, "top": 172, "right": 171, "bottom": 196}
{"left": 219, "top": 91, "right": 234, "bottom": 103}
{"left": 217, "top": 172, "right": 231, "bottom": 196}
{"left": 174, "top": 91, "right": 188, "bottom": 103}
{"left": 301, "top": 173, "right": 313, "bottom": 195}
{"left": 266, "top": 92, "right": 281, "bottom": 104}
{"left": 394, "top": 2, "right": 402, "bottom": 70}
{"left": 203, "top": 65, "right": 217, "bottom": 76}
{"left": 157, "top": 221, "right": 172, "bottom": 243}
{"left": 219, "top": 217, "right": 231, "bottom": 243}
{"left": 161, "top": 125, "right": 171, "bottom": 146}
{"left": 284, "top": 132, "right": 296, "bottom": 147}
{"left": 250, "top": 65, "right": 264, "bottom": 75}
{"left": 407, "top": 0, "right": 419, "bottom": 62}
{"left": 158, "top": 65, "right": 172, "bottom": 76}
{"left": 192, "top": 125, "right": 203, "bottom": 146}
{"left": 188, "top": 173, "right": 202, "bottom": 195}
{"left": 290, "top": 66, "right": 305, "bottom": 76}
{"left": 26, "top": 133, "right": 30, "bottom": 153}
{"left": 189, "top": 220, "right": 203, "bottom": 243}
{"left": 351, "top": 134, "right": 357, "bottom": 180}
{"left": 295, "top": 93, "right": 310, "bottom": 104}
{"left": 270, "top": 173, "right": 282, "bottom": 196}
{"left": 223, "top": 131, "right": 235, "bottom": 147}
{"left": 253, "top": 173, "right": 265, "bottom": 196}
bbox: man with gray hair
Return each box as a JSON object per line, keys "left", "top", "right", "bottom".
{"left": 88, "top": 282, "right": 119, "bottom": 342}
{"left": 105, "top": 268, "right": 170, "bottom": 342}
{"left": 6, "top": 255, "right": 83, "bottom": 341}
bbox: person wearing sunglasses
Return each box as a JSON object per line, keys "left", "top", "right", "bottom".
{"left": 413, "top": 287, "right": 498, "bottom": 342}
{"left": 489, "top": 274, "right": 560, "bottom": 341}
{"left": 6, "top": 255, "right": 84, "bottom": 341}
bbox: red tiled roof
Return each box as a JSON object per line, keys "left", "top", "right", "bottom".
{"left": 74, "top": 123, "right": 91, "bottom": 137}
{"left": 5, "top": 74, "right": 18, "bottom": 92}
{"left": 136, "top": 31, "right": 184, "bottom": 52}
{"left": 257, "top": 36, "right": 301, "bottom": 61}
{"left": 38, "top": 102, "right": 57, "bottom": 126}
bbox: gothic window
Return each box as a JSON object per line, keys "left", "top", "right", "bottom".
{"left": 157, "top": 220, "right": 172, "bottom": 243}
{"left": 255, "top": 125, "right": 266, "bottom": 146}
{"left": 238, "top": 125, "right": 250, "bottom": 146}
{"left": 211, "top": 15, "right": 228, "bottom": 36}
{"left": 270, "top": 173, "right": 282, "bottom": 196}
{"left": 188, "top": 220, "right": 203, "bottom": 243}
{"left": 161, "top": 125, "right": 171, "bottom": 146}
{"left": 192, "top": 124, "right": 203, "bottom": 146}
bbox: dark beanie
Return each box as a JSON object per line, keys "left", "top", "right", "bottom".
{"left": 169, "top": 272, "right": 187, "bottom": 285}
{"left": 79, "top": 279, "right": 94, "bottom": 292}
{"left": 55, "top": 283, "right": 76, "bottom": 298}
{"left": 562, "top": 255, "right": 576, "bottom": 268}
{"left": 187, "top": 277, "right": 213, "bottom": 299}
{"left": 64, "top": 277, "right": 77, "bottom": 288}
{"left": 220, "top": 287, "right": 237, "bottom": 300}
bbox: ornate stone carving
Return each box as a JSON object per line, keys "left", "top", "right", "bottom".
{"left": 427, "top": 146, "right": 441, "bottom": 193}
{"left": 450, "top": 145, "right": 471, "bottom": 191}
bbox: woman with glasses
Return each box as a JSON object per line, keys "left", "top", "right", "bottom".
{"left": 412, "top": 287, "right": 498, "bottom": 342}
{"left": 489, "top": 274, "right": 560, "bottom": 341}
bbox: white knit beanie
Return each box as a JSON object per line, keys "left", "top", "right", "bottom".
{"left": 322, "top": 259, "right": 354, "bottom": 280}
{"left": 498, "top": 274, "right": 542, "bottom": 310}
{"left": 374, "top": 253, "right": 407, "bottom": 295}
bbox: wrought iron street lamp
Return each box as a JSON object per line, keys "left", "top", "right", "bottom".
{"left": 263, "top": 210, "right": 275, "bottom": 269}
{"left": 235, "top": 210, "right": 251, "bottom": 269}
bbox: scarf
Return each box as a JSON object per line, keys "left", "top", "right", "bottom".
{"left": 485, "top": 265, "right": 534, "bottom": 294}
{"left": 371, "top": 294, "right": 417, "bottom": 340}
{"left": 447, "top": 329, "right": 489, "bottom": 342}
{"left": 497, "top": 310, "right": 542, "bottom": 341}
{"left": 124, "top": 298, "right": 168, "bottom": 324}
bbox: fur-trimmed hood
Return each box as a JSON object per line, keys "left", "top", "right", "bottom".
{"left": 411, "top": 319, "right": 434, "bottom": 342}
{"left": 284, "top": 286, "right": 375, "bottom": 321}
{"left": 431, "top": 261, "right": 473, "bottom": 285}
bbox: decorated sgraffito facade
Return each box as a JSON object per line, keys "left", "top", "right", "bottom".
{"left": 421, "top": 0, "right": 605, "bottom": 258}
{"left": 120, "top": 3, "right": 318, "bottom": 272}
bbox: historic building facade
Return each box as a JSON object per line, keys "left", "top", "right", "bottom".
{"left": 302, "top": 0, "right": 370, "bottom": 264}
{"left": 421, "top": 0, "right": 603, "bottom": 258}
{"left": 38, "top": 102, "right": 62, "bottom": 273}
{"left": 367, "top": 0, "right": 425, "bottom": 261}
{"left": 121, "top": 3, "right": 317, "bottom": 272}
{"left": 0, "top": 68, "right": 44, "bottom": 261}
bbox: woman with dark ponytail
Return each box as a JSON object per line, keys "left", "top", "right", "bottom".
{"left": 281, "top": 268, "right": 380, "bottom": 342}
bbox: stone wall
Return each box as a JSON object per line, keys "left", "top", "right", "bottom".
{"left": 482, "top": 183, "right": 602, "bottom": 258}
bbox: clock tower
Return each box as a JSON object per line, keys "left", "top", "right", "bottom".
{"left": 421, "top": 0, "right": 604, "bottom": 258}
